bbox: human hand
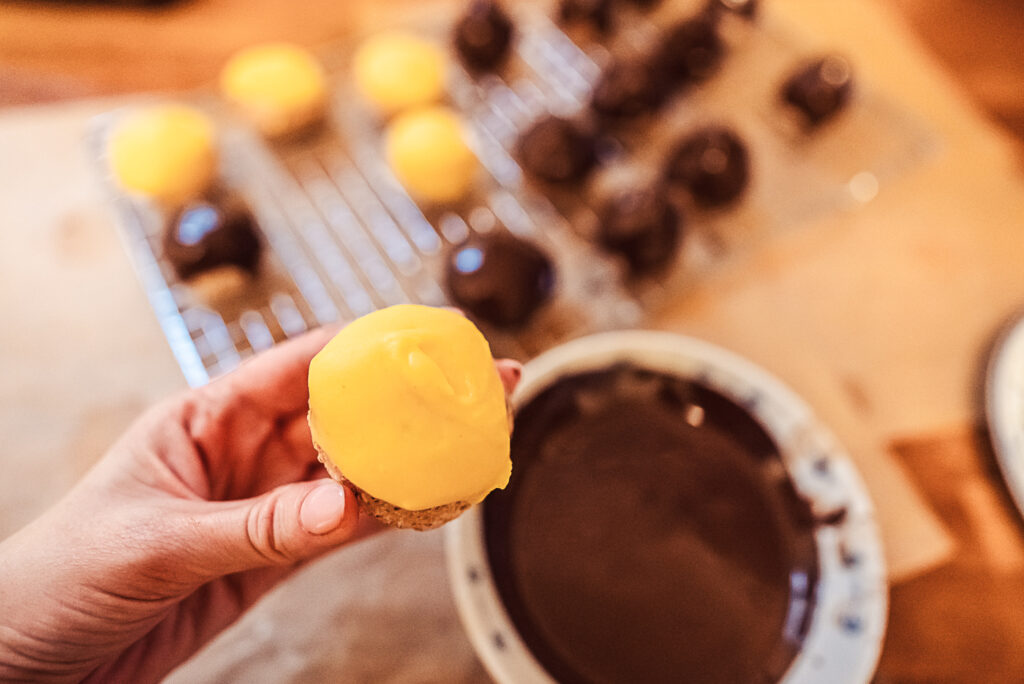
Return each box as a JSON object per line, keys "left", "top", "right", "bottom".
{"left": 0, "top": 326, "right": 522, "bottom": 683}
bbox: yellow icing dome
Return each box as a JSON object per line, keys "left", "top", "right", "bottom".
{"left": 220, "top": 42, "right": 327, "bottom": 137}
{"left": 308, "top": 305, "right": 511, "bottom": 511}
{"left": 107, "top": 104, "right": 217, "bottom": 207}
{"left": 353, "top": 32, "right": 446, "bottom": 114}
{"left": 385, "top": 106, "right": 478, "bottom": 204}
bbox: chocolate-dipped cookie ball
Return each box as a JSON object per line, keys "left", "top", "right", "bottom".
{"left": 453, "top": 0, "right": 515, "bottom": 72}
{"left": 598, "top": 186, "right": 681, "bottom": 274}
{"left": 591, "top": 58, "right": 666, "bottom": 119}
{"left": 706, "top": 0, "right": 758, "bottom": 20}
{"left": 517, "top": 115, "right": 597, "bottom": 184}
{"left": 558, "top": 0, "right": 614, "bottom": 33}
{"left": 446, "top": 231, "right": 555, "bottom": 328}
{"left": 781, "top": 55, "right": 854, "bottom": 128}
{"left": 655, "top": 15, "right": 725, "bottom": 84}
{"left": 164, "top": 193, "right": 262, "bottom": 280}
{"left": 664, "top": 126, "right": 750, "bottom": 207}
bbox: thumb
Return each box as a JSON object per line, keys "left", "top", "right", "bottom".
{"left": 186, "top": 479, "right": 360, "bottom": 578}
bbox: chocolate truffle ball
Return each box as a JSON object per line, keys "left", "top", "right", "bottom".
{"left": 517, "top": 115, "right": 597, "bottom": 184}
{"left": 558, "top": 0, "right": 614, "bottom": 33}
{"left": 706, "top": 0, "right": 758, "bottom": 20}
{"left": 591, "top": 58, "right": 666, "bottom": 119}
{"left": 453, "top": 0, "right": 515, "bottom": 72}
{"left": 664, "top": 126, "right": 750, "bottom": 207}
{"left": 781, "top": 55, "right": 855, "bottom": 128}
{"left": 598, "top": 186, "right": 682, "bottom": 274}
{"left": 655, "top": 15, "right": 725, "bottom": 85}
{"left": 164, "top": 193, "right": 261, "bottom": 280}
{"left": 445, "top": 232, "right": 555, "bottom": 328}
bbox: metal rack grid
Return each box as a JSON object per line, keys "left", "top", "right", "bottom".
{"left": 91, "top": 5, "right": 939, "bottom": 386}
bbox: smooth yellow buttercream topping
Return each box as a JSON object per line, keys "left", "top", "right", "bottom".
{"left": 386, "top": 106, "right": 478, "bottom": 204}
{"left": 353, "top": 32, "right": 446, "bottom": 114}
{"left": 108, "top": 104, "right": 216, "bottom": 206}
{"left": 220, "top": 42, "right": 327, "bottom": 137}
{"left": 308, "top": 305, "right": 511, "bottom": 511}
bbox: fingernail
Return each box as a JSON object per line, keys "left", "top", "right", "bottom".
{"left": 498, "top": 360, "right": 522, "bottom": 386}
{"left": 300, "top": 482, "right": 347, "bottom": 535}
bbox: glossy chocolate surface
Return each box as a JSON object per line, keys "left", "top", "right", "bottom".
{"left": 517, "top": 115, "right": 598, "bottom": 184}
{"left": 781, "top": 55, "right": 855, "bottom": 128}
{"left": 445, "top": 231, "right": 555, "bottom": 328}
{"left": 664, "top": 125, "right": 750, "bottom": 207}
{"left": 591, "top": 58, "right": 667, "bottom": 120}
{"left": 164, "top": 193, "right": 261, "bottom": 280}
{"left": 558, "top": 0, "right": 614, "bottom": 33}
{"left": 453, "top": 0, "right": 515, "bottom": 72}
{"left": 484, "top": 365, "right": 819, "bottom": 684}
{"left": 655, "top": 15, "right": 725, "bottom": 85}
{"left": 597, "top": 186, "right": 681, "bottom": 273}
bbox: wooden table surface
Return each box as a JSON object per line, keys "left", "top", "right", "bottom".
{"left": 3, "top": 0, "right": 1024, "bottom": 681}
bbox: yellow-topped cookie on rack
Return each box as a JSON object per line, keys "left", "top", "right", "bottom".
{"left": 386, "top": 105, "right": 478, "bottom": 204}
{"left": 108, "top": 104, "right": 217, "bottom": 207}
{"left": 353, "top": 31, "right": 447, "bottom": 115}
{"left": 221, "top": 42, "right": 328, "bottom": 138}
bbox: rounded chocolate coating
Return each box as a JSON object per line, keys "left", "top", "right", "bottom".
{"left": 517, "top": 115, "right": 597, "bottom": 184}
{"left": 164, "top": 194, "right": 261, "bottom": 280}
{"left": 781, "top": 55, "right": 854, "bottom": 127}
{"left": 664, "top": 126, "right": 750, "bottom": 207}
{"left": 453, "top": 0, "right": 515, "bottom": 72}
{"left": 445, "top": 231, "right": 555, "bottom": 328}
{"left": 655, "top": 15, "right": 725, "bottom": 84}
{"left": 558, "top": 0, "right": 613, "bottom": 32}
{"left": 591, "top": 58, "right": 666, "bottom": 119}
{"left": 598, "top": 187, "right": 681, "bottom": 274}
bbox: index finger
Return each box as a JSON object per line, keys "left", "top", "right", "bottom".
{"left": 201, "top": 324, "right": 341, "bottom": 416}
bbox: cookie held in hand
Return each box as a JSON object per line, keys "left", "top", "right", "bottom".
{"left": 307, "top": 305, "right": 513, "bottom": 530}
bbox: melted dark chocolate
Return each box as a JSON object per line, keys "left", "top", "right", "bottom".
{"left": 485, "top": 365, "right": 819, "bottom": 684}
{"left": 163, "top": 192, "right": 261, "bottom": 280}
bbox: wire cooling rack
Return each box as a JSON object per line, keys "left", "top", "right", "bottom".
{"left": 90, "top": 5, "right": 939, "bottom": 386}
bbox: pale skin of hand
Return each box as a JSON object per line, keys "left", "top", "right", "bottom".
{"left": 0, "top": 326, "right": 522, "bottom": 684}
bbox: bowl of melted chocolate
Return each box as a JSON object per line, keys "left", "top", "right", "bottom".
{"left": 447, "top": 332, "right": 887, "bottom": 684}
